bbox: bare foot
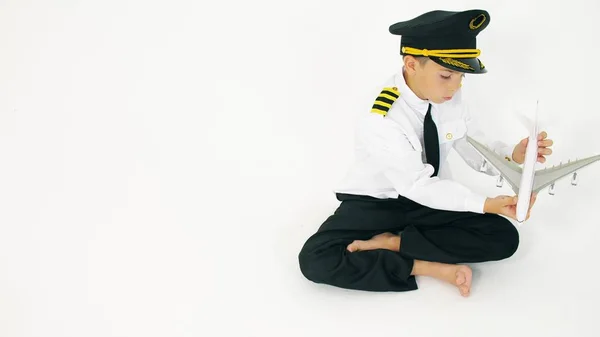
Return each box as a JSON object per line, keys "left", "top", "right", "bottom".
{"left": 446, "top": 264, "right": 472, "bottom": 297}
{"left": 436, "top": 264, "right": 473, "bottom": 297}
{"left": 346, "top": 232, "right": 400, "bottom": 252}
{"left": 412, "top": 261, "right": 473, "bottom": 297}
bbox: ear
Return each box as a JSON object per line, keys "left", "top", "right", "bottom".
{"left": 403, "top": 55, "right": 419, "bottom": 74}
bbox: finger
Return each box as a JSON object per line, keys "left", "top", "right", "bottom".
{"left": 529, "top": 201, "right": 535, "bottom": 211}
{"left": 500, "top": 196, "right": 516, "bottom": 207}
{"left": 538, "top": 148, "right": 552, "bottom": 155}
{"left": 502, "top": 206, "right": 517, "bottom": 220}
{"left": 526, "top": 195, "right": 536, "bottom": 216}
{"left": 529, "top": 193, "right": 537, "bottom": 208}
{"left": 538, "top": 131, "right": 547, "bottom": 140}
{"left": 537, "top": 156, "right": 546, "bottom": 163}
{"left": 528, "top": 195, "right": 536, "bottom": 211}
{"left": 538, "top": 139, "right": 553, "bottom": 147}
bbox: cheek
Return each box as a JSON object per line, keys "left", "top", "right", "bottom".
{"left": 422, "top": 75, "right": 446, "bottom": 98}
{"left": 440, "top": 78, "right": 459, "bottom": 93}
{"left": 423, "top": 77, "right": 440, "bottom": 96}
{"left": 430, "top": 78, "right": 446, "bottom": 95}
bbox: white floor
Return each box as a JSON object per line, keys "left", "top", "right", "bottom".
{"left": 1, "top": 1, "right": 599, "bottom": 336}
{"left": 1, "top": 148, "right": 598, "bottom": 337}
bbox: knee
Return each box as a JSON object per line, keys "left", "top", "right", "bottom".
{"left": 298, "top": 245, "right": 316, "bottom": 282}
{"left": 298, "top": 237, "right": 340, "bottom": 284}
{"left": 503, "top": 222, "right": 520, "bottom": 258}
{"left": 298, "top": 243, "right": 321, "bottom": 283}
{"left": 492, "top": 216, "right": 520, "bottom": 259}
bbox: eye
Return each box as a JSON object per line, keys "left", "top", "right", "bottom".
{"left": 440, "top": 74, "right": 451, "bottom": 80}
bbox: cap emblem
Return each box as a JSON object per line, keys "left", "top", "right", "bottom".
{"left": 469, "top": 14, "right": 486, "bottom": 30}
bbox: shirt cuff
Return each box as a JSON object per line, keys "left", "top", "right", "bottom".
{"left": 464, "top": 192, "right": 488, "bottom": 214}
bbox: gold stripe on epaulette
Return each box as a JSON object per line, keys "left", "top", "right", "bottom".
{"left": 370, "top": 86, "right": 400, "bottom": 116}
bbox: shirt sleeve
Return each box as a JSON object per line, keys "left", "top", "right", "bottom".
{"left": 357, "top": 114, "right": 488, "bottom": 214}
{"left": 453, "top": 103, "right": 516, "bottom": 176}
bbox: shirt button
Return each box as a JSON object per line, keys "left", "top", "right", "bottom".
{"left": 446, "top": 133, "right": 453, "bottom": 140}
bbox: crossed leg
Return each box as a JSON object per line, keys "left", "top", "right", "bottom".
{"left": 298, "top": 195, "right": 519, "bottom": 296}
{"left": 346, "top": 232, "right": 473, "bottom": 297}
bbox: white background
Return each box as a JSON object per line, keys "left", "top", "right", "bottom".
{"left": 1, "top": 0, "right": 599, "bottom": 336}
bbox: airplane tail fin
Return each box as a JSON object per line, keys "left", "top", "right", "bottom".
{"left": 512, "top": 99, "right": 541, "bottom": 137}
{"left": 514, "top": 112, "right": 535, "bottom": 135}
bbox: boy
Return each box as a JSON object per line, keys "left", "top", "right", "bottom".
{"left": 297, "top": 9, "right": 553, "bottom": 297}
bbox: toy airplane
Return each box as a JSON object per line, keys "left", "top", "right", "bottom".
{"left": 466, "top": 101, "right": 600, "bottom": 223}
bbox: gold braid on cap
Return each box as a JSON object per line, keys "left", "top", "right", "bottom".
{"left": 401, "top": 46, "right": 480, "bottom": 58}
{"left": 438, "top": 58, "right": 474, "bottom": 71}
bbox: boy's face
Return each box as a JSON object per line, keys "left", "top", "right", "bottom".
{"left": 405, "top": 56, "right": 465, "bottom": 104}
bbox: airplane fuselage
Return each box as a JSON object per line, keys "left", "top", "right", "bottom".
{"left": 516, "top": 125, "right": 539, "bottom": 222}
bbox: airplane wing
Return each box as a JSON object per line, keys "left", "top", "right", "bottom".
{"left": 532, "top": 155, "right": 600, "bottom": 193}
{"left": 466, "top": 136, "right": 523, "bottom": 194}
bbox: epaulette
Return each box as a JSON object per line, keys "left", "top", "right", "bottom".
{"left": 370, "top": 86, "right": 400, "bottom": 116}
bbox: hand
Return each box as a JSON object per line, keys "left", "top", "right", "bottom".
{"left": 484, "top": 193, "right": 538, "bottom": 221}
{"left": 512, "top": 131, "right": 553, "bottom": 164}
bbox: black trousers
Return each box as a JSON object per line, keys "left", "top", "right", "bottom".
{"left": 298, "top": 193, "right": 519, "bottom": 292}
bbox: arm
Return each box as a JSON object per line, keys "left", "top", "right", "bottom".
{"left": 357, "top": 114, "right": 488, "bottom": 214}
{"left": 453, "top": 104, "right": 516, "bottom": 175}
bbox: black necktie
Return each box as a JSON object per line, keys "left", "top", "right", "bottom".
{"left": 423, "top": 103, "right": 440, "bottom": 177}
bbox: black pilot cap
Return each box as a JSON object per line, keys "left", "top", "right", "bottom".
{"left": 389, "top": 9, "right": 490, "bottom": 74}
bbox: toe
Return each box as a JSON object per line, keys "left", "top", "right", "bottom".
{"left": 346, "top": 241, "right": 359, "bottom": 252}
{"left": 465, "top": 271, "right": 473, "bottom": 287}
{"left": 459, "top": 283, "right": 470, "bottom": 295}
{"left": 347, "top": 240, "right": 366, "bottom": 252}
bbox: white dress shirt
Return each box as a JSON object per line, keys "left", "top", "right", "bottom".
{"left": 333, "top": 69, "right": 515, "bottom": 214}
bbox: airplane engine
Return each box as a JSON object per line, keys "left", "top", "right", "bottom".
{"left": 496, "top": 175, "right": 504, "bottom": 188}
{"left": 480, "top": 160, "right": 487, "bottom": 172}
{"left": 571, "top": 172, "right": 578, "bottom": 186}
{"left": 549, "top": 182, "right": 555, "bottom": 195}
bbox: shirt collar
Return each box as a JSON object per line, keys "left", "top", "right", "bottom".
{"left": 394, "top": 67, "right": 431, "bottom": 115}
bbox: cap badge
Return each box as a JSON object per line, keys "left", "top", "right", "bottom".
{"left": 469, "top": 14, "right": 486, "bottom": 30}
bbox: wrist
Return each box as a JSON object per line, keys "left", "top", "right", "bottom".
{"left": 465, "top": 193, "right": 487, "bottom": 214}
{"left": 483, "top": 197, "right": 493, "bottom": 214}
